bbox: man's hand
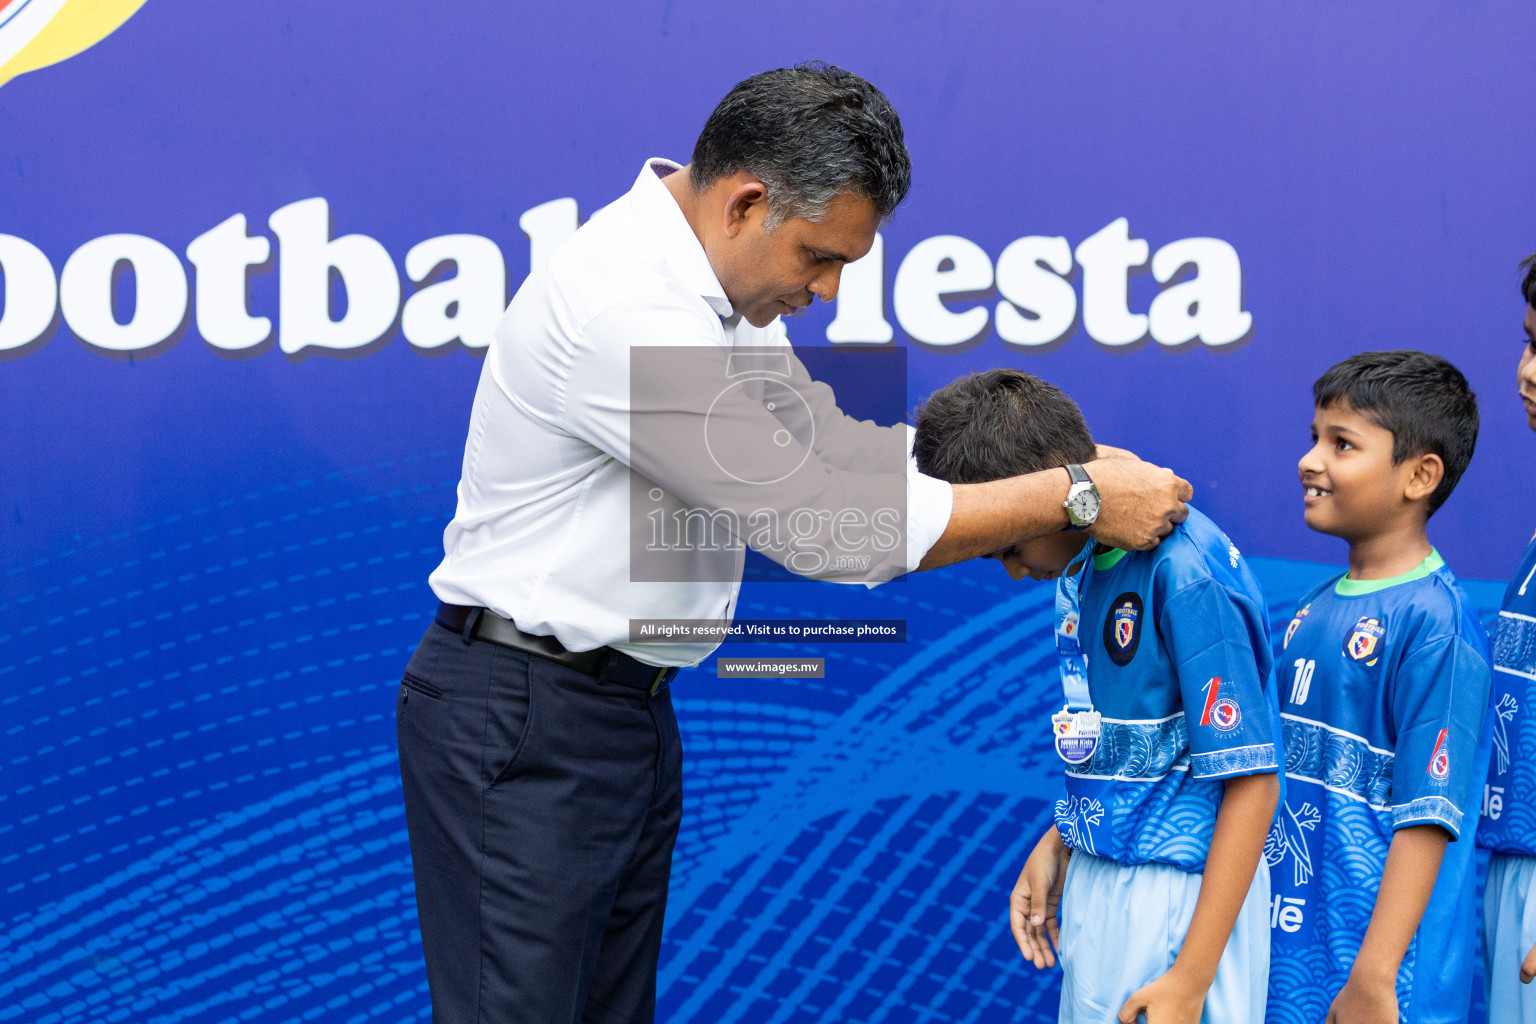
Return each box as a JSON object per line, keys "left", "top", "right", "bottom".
{"left": 1009, "top": 827, "right": 1070, "bottom": 969}
{"left": 1522, "top": 939, "right": 1536, "bottom": 984}
{"left": 1325, "top": 972, "right": 1397, "bottom": 1024}
{"left": 1084, "top": 456, "right": 1192, "bottom": 551}
{"left": 1118, "top": 966, "right": 1207, "bottom": 1024}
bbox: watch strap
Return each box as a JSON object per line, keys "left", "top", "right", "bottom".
{"left": 1065, "top": 463, "right": 1092, "bottom": 485}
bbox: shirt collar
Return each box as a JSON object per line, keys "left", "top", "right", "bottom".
{"left": 1333, "top": 548, "right": 1445, "bottom": 596}
{"left": 628, "top": 159, "right": 735, "bottom": 319}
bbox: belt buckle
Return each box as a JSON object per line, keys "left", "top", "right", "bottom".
{"left": 650, "top": 667, "right": 669, "bottom": 696}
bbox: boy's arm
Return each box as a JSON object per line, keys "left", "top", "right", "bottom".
{"left": 1116, "top": 771, "right": 1279, "bottom": 1024}
{"left": 1009, "top": 824, "right": 1071, "bottom": 969}
{"left": 1325, "top": 825, "right": 1448, "bottom": 1024}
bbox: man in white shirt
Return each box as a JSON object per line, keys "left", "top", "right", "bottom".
{"left": 398, "top": 63, "right": 1191, "bottom": 1024}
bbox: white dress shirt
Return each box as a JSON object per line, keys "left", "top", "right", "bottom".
{"left": 428, "top": 160, "right": 954, "bottom": 666}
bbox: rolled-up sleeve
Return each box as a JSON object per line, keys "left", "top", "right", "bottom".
{"left": 902, "top": 427, "right": 953, "bottom": 577}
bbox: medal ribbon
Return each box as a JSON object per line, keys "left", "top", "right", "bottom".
{"left": 1054, "top": 541, "right": 1095, "bottom": 711}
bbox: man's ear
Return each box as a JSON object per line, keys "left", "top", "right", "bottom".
{"left": 1403, "top": 452, "right": 1445, "bottom": 504}
{"left": 721, "top": 179, "right": 768, "bottom": 239}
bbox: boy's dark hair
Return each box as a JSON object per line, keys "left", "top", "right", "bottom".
{"left": 1312, "top": 350, "right": 1479, "bottom": 516}
{"left": 913, "top": 369, "right": 1096, "bottom": 484}
{"left": 1521, "top": 253, "right": 1536, "bottom": 308}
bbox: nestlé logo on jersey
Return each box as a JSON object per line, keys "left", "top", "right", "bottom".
{"left": 1103, "top": 592, "right": 1143, "bottom": 666}
{"left": 1345, "top": 617, "right": 1384, "bottom": 665}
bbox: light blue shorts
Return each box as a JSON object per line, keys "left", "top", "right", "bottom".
{"left": 1057, "top": 852, "right": 1270, "bottom": 1024}
{"left": 1485, "top": 852, "right": 1536, "bottom": 1023}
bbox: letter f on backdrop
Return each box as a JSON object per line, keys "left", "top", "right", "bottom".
{"left": 0, "top": 0, "right": 147, "bottom": 90}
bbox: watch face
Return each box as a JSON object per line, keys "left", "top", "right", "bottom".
{"left": 1069, "top": 488, "right": 1101, "bottom": 524}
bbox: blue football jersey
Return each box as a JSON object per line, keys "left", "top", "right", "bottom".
{"left": 1265, "top": 551, "right": 1492, "bottom": 1024}
{"left": 1052, "top": 507, "right": 1283, "bottom": 871}
{"left": 1478, "top": 535, "right": 1536, "bottom": 855}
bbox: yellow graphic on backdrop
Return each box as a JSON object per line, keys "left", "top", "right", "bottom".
{"left": 0, "top": 0, "right": 148, "bottom": 90}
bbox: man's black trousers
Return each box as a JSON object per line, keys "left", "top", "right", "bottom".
{"left": 395, "top": 621, "right": 683, "bottom": 1023}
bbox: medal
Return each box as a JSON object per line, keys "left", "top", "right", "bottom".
{"left": 1052, "top": 706, "right": 1102, "bottom": 764}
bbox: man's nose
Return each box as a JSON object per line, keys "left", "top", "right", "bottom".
{"left": 811, "top": 265, "right": 843, "bottom": 304}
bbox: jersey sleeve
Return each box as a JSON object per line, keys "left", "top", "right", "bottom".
{"left": 1161, "top": 578, "right": 1281, "bottom": 780}
{"left": 1389, "top": 634, "right": 1491, "bottom": 839}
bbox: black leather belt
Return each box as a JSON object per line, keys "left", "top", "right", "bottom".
{"left": 435, "top": 602, "right": 676, "bottom": 695}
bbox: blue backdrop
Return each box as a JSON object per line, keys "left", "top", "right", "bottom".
{"left": 3, "top": 2, "right": 1534, "bottom": 1021}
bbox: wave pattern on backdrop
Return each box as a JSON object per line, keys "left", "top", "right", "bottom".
{"left": 3, "top": 2, "right": 1532, "bottom": 1022}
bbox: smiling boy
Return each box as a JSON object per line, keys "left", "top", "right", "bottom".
{"left": 913, "top": 369, "right": 1282, "bottom": 1024}
{"left": 1266, "top": 351, "right": 1492, "bottom": 1024}
{"left": 1476, "top": 255, "right": 1536, "bottom": 1022}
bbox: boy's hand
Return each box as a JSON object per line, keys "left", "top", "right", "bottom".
{"left": 1522, "top": 940, "right": 1536, "bottom": 984}
{"left": 1083, "top": 456, "right": 1192, "bottom": 551}
{"left": 1325, "top": 972, "right": 1397, "bottom": 1024}
{"left": 1009, "top": 827, "right": 1069, "bottom": 968}
{"left": 1117, "top": 967, "right": 1207, "bottom": 1024}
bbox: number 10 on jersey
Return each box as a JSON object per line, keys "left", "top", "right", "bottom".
{"left": 1290, "top": 658, "right": 1315, "bottom": 705}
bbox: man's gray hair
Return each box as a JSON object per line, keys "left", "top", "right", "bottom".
{"left": 689, "top": 62, "right": 911, "bottom": 232}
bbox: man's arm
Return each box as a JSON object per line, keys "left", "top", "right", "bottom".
{"left": 565, "top": 303, "right": 1190, "bottom": 579}
{"left": 1325, "top": 825, "right": 1448, "bottom": 1024}
{"left": 917, "top": 457, "right": 1193, "bottom": 571}
{"left": 1116, "top": 772, "right": 1279, "bottom": 1024}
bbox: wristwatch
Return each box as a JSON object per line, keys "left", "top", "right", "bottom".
{"left": 1063, "top": 464, "right": 1101, "bottom": 531}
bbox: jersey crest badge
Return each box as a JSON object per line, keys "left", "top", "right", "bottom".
{"left": 1427, "top": 728, "right": 1450, "bottom": 780}
{"left": 1345, "top": 617, "right": 1384, "bottom": 665}
{"left": 1283, "top": 604, "right": 1310, "bottom": 650}
{"left": 1103, "top": 593, "right": 1143, "bottom": 666}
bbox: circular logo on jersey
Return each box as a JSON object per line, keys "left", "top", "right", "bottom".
{"left": 1344, "top": 617, "right": 1385, "bottom": 665}
{"left": 1209, "top": 697, "right": 1242, "bottom": 732}
{"left": 1103, "top": 592, "right": 1143, "bottom": 667}
{"left": 1283, "top": 604, "right": 1310, "bottom": 650}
